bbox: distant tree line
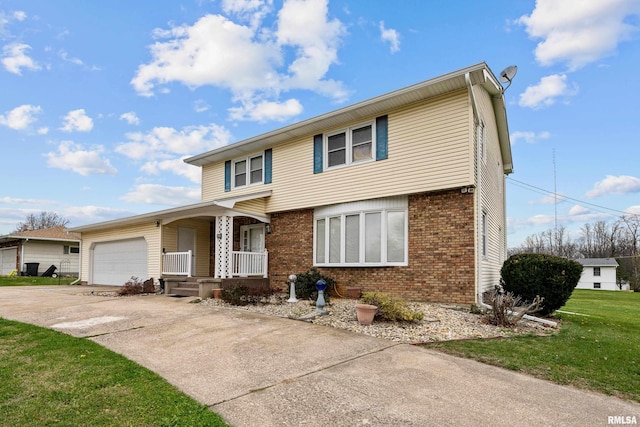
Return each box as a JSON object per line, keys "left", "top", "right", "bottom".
{"left": 509, "top": 215, "right": 640, "bottom": 291}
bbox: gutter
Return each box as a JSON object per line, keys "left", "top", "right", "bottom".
{"left": 466, "top": 73, "right": 556, "bottom": 328}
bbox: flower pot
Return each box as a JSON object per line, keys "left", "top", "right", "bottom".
{"left": 212, "top": 288, "right": 222, "bottom": 299}
{"left": 355, "top": 303, "right": 378, "bottom": 326}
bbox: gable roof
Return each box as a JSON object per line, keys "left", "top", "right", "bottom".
{"left": 185, "top": 62, "right": 513, "bottom": 173}
{"left": 1, "top": 226, "right": 80, "bottom": 242}
{"left": 576, "top": 258, "right": 619, "bottom": 267}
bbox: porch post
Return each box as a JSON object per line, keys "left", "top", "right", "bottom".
{"left": 214, "top": 215, "right": 233, "bottom": 279}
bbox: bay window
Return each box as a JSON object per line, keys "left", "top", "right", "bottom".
{"left": 314, "top": 197, "right": 408, "bottom": 266}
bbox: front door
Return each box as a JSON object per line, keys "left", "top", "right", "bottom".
{"left": 240, "top": 224, "right": 265, "bottom": 253}
{"left": 178, "top": 227, "right": 196, "bottom": 275}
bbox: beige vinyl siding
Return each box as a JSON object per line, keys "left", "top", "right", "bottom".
{"left": 201, "top": 90, "right": 472, "bottom": 212}
{"left": 476, "top": 86, "right": 507, "bottom": 293}
{"left": 161, "top": 219, "right": 211, "bottom": 276}
{"left": 79, "top": 222, "right": 160, "bottom": 284}
{"left": 22, "top": 241, "right": 80, "bottom": 275}
{"left": 234, "top": 198, "right": 268, "bottom": 217}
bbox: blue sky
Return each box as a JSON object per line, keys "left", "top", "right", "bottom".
{"left": 1, "top": 0, "right": 639, "bottom": 248}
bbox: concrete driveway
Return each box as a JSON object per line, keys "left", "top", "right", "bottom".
{"left": 1, "top": 285, "right": 638, "bottom": 427}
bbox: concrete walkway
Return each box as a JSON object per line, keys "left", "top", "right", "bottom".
{"left": 1, "top": 285, "right": 638, "bottom": 426}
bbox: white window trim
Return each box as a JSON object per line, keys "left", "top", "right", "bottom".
{"left": 232, "top": 153, "right": 264, "bottom": 189}
{"left": 313, "top": 197, "right": 408, "bottom": 267}
{"left": 324, "top": 120, "right": 376, "bottom": 170}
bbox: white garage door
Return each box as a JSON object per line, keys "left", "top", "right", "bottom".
{"left": 92, "top": 238, "right": 147, "bottom": 286}
{"left": 0, "top": 248, "right": 17, "bottom": 275}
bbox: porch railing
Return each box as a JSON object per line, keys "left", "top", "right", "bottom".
{"left": 231, "top": 250, "right": 268, "bottom": 278}
{"left": 162, "top": 250, "right": 192, "bottom": 276}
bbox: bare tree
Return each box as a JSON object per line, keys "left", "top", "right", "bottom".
{"left": 14, "top": 211, "right": 70, "bottom": 232}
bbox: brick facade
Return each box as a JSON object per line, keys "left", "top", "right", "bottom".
{"left": 265, "top": 189, "right": 477, "bottom": 304}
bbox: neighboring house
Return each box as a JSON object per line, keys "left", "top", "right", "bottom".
{"left": 0, "top": 226, "right": 81, "bottom": 276}
{"left": 72, "top": 62, "right": 513, "bottom": 304}
{"left": 575, "top": 258, "right": 622, "bottom": 291}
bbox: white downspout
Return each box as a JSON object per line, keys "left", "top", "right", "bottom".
{"left": 465, "top": 72, "right": 483, "bottom": 307}
{"left": 466, "top": 73, "right": 557, "bottom": 328}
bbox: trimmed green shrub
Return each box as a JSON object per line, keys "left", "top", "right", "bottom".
{"left": 293, "top": 268, "right": 335, "bottom": 301}
{"left": 361, "top": 292, "right": 424, "bottom": 322}
{"left": 501, "top": 253, "right": 583, "bottom": 316}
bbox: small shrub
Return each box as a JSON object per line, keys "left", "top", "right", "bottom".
{"left": 293, "top": 268, "right": 335, "bottom": 301}
{"left": 501, "top": 253, "right": 583, "bottom": 316}
{"left": 117, "top": 277, "right": 144, "bottom": 296}
{"left": 221, "top": 283, "right": 274, "bottom": 306}
{"left": 360, "top": 292, "right": 424, "bottom": 322}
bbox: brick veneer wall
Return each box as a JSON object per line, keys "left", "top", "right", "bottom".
{"left": 266, "top": 189, "right": 477, "bottom": 304}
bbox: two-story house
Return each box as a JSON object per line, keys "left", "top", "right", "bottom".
{"left": 575, "top": 258, "right": 621, "bottom": 290}
{"left": 72, "top": 62, "right": 513, "bottom": 304}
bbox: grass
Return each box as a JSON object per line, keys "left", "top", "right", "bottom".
{"left": 0, "top": 318, "right": 228, "bottom": 427}
{"left": 0, "top": 276, "right": 79, "bottom": 286}
{"left": 427, "top": 289, "right": 640, "bottom": 402}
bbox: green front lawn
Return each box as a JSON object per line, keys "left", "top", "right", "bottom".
{"left": 0, "top": 276, "right": 78, "bottom": 286}
{"left": 428, "top": 289, "right": 640, "bottom": 402}
{"left": 0, "top": 319, "right": 228, "bottom": 427}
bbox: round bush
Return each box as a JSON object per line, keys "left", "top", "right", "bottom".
{"left": 501, "top": 253, "right": 583, "bottom": 316}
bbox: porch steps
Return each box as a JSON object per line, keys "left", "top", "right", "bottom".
{"left": 163, "top": 276, "right": 220, "bottom": 299}
{"left": 170, "top": 282, "right": 200, "bottom": 297}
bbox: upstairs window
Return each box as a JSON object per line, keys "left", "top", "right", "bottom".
{"left": 593, "top": 267, "right": 601, "bottom": 276}
{"left": 325, "top": 122, "right": 374, "bottom": 169}
{"left": 233, "top": 154, "right": 263, "bottom": 188}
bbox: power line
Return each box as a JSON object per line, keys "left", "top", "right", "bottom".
{"left": 506, "top": 176, "right": 639, "bottom": 220}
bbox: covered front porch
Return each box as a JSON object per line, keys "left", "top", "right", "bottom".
{"left": 156, "top": 191, "right": 272, "bottom": 297}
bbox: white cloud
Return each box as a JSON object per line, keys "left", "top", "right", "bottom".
{"left": 194, "top": 99, "right": 209, "bottom": 113}
{"left": 510, "top": 130, "right": 550, "bottom": 144}
{"left": 586, "top": 175, "right": 640, "bottom": 198}
{"left": 0, "top": 104, "right": 42, "bottom": 130}
{"left": 568, "top": 205, "right": 589, "bottom": 215}
{"left": 120, "top": 111, "right": 140, "bottom": 125}
{"left": 59, "top": 50, "right": 83, "bottom": 66}
{"left": 222, "top": 0, "right": 273, "bottom": 28}
{"left": 131, "top": 14, "right": 281, "bottom": 97}
{"left": 379, "top": 21, "right": 400, "bottom": 53}
{"left": 276, "top": 0, "right": 348, "bottom": 100}
{"left": 60, "top": 109, "right": 93, "bottom": 132}
{"left": 63, "top": 205, "right": 134, "bottom": 226}
{"left": 131, "top": 0, "right": 347, "bottom": 122}
{"left": 518, "top": 74, "right": 577, "bottom": 109}
{"left": 116, "top": 123, "right": 232, "bottom": 160}
{"left": 626, "top": 206, "right": 640, "bottom": 216}
{"left": 228, "top": 97, "right": 303, "bottom": 122}
{"left": 534, "top": 193, "right": 568, "bottom": 205}
{"left": 0, "top": 10, "right": 27, "bottom": 34}
{"left": 1, "top": 42, "right": 40, "bottom": 75}
{"left": 140, "top": 157, "right": 202, "bottom": 184}
{"left": 45, "top": 141, "right": 117, "bottom": 176}
{"left": 121, "top": 184, "right": 200, "bottom": 206}
{"left": 517, "top": 0, "right": 640, "bottom": 70}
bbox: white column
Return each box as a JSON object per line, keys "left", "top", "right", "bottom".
{"left": 214, "top": 215, "right": 233, "bottom": 279}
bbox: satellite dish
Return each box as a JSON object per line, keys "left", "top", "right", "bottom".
{"left": 499, "top": 65, "right": 518, "bottom": 91}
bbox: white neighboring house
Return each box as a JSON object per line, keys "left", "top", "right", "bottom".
{"left": 575, "top": 258, "right": 624, "bottom": 291}
{"left": 0, "top": 227, "right": 81, "bottom": 276}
